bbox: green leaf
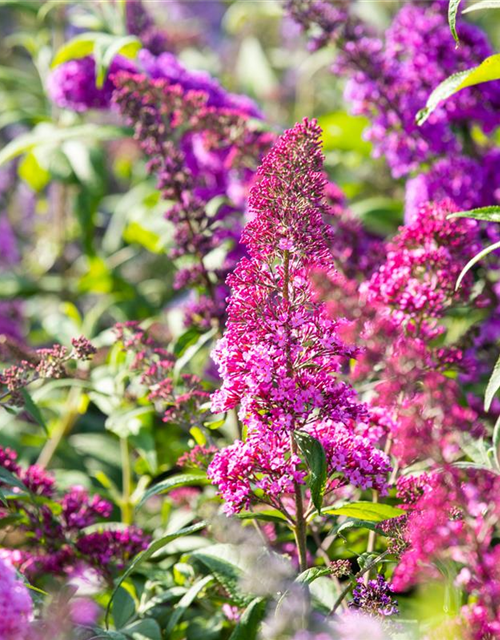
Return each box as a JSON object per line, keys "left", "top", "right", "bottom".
{"left": 52, "top": 34, "right": 97, "bottom": 67}
{"left": 237, "top": 509, "right": 288, "bottom": 524}
{"left": 455, "top": 240, "right": 500, "bottom": 290}
{"left": 95, "top": 35, "right": 141, "bottom": 88}
{"left": 418, "top": 54, "right": 500, "bottom": 124}
{"left": 173, "top": 326, "right": 203, "bottom": 358}
{"left": 20, "top": 388, "right": 48, "bottom": 434}
{"left": 113, "top": 587, "right": 136, "bottom": 630}
{"left": 190, "top": 544, "right": 262, "bottom": 607}
{"left": 229, "top": 598, "right": 267, "bottom": 640}
{"left": 174, "top": 327, "right": 217, "bottom": 375}
{"left": 333, "top": 518, "right": 386, "bottom": 538}
{"left": 357, "top": 552, "right": 379, "bottom": 571}
{"left": 295, "top": 567, "right": 332, "bottom": 586}
{"left": 106, "top": 522, "right": 207, "bottom": 623}
{"left": 0, "top": 466, "right": 29, "bottom": 495}
{"left": 122, "top": 618, "right": 161, "bottom": 640}
{"left": 165, "top": 575, "right": 214, "bottom": 635}
{"left": 309, "top": 577, "right": 339, "bottom": 615}
{"left": 463, "top": 0, "right": 500, "bottom": 13}
{"left": 322, "top": 501, "right": 405, "bottom": 522}
{"left": 137, "top": 474, "right": 210, "bottom": 509}
{"left": 492, "top": 415, "right": 500, "bottom": 466}
{"left": 294, "top": 431, "right": 327, "bottom": 514}
{"left": 485, "top": 353, "right": 500, "bottom": 412}
{"left": 448, "top": 206, "right": 500, "bottom": 224}
{"left": 18, "top": 152, "right": 50, "bottom": 192}
{"left": 317, "top": 111, "right": 371, "bottom": 155}
{"left": 448, "top": 0, "right": 463, "bottom": 44}
{"left": 105, "top": 407, "right": 154, "bottom": 439}
{"left": 0, "top": 124, "right": 131, "bottom": 167}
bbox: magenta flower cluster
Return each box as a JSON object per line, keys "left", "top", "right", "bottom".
{"left": 207, "top": 119, "right": 390, "bottom": 515}
{"left": 0, "top": 446, "right": 149, "bottom": 582}
{"left": 364, "top": 200, "right": 481, "bottom": 328}
{"left": 393, "top": 468, "right": 500, "bottom": 637}
{"left": 0, "top": 557, "right": 33, "bottom": 640}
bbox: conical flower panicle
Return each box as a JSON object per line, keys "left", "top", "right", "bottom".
{"left": 208, "top": 119, "right": 390, "bottom": 515}
{"left": 243, "top": 118, "right": 333, "bottom": 267}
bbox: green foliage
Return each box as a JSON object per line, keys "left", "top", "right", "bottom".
{"left": 322, "top": 502, "right": 405, "bottom": 522}
{"left": 137, "top": 475, "right": 211, "bottom": 509}
{"left": 485, "top": 354, "right": 500, "bottom": 412}
{"left": 417, "top": 54, "right": 500, "bottom": 124}
{"left": 294, "top": 431, "right": 327, "bottom": 514}
{"left": 455, "top": 240, "right": 500, "bottom": 290}
{"left": 448, "top": 0, "right": 463, "bottom": 44}
{"left": 463, "top": 0, "right": 500, "bottom": 13}
{"left": 229, "top": 598, "right": 267, "bottom": 640}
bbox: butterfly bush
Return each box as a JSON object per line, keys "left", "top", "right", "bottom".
{"left": 288, "top": 0, "right": 500, "bottom": 211}
{"left": 315, "top": 199, "right": 486, "bottom": 467}
{"left": 0, "top": 556, "right": 33, "bottom": 640}
{"left": 0, "top": 445, "right": 149, "bottom": 582}
{"left": 114, "top": 321, "right": 210, "bottom": 426}
{"left": 0, "top": 336, "right": 96, "bottom": 407}
{"left": 48, "top": 36, "right": 270, "bottom": 329}
{"left": 393, "top": 468, "right": 500, "bottom": 637}
{"left": 207, "top": 119, "right": 391, "bottom": 516}
{"left": 110, "top": 56, "right": 271, "bottom": 329}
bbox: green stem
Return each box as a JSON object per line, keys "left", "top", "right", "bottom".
{"left": 37, "top": 386, "right": 81, "bottom": 468}
{"left": 283, "top": 249, "right": 308, "bottom": 572}
{"left": 120, "top": 437, "right": 133, "bottom": 525}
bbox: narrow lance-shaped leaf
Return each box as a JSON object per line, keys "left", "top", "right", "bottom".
{"left": 229, "top": 598, "right": 267, "bottom": 640}
{"left": 448, "top": 0, "right": 463, "bottom": 44}
{"left": 455, "top": 240, "right": 500, "bottom": 290}
{"left": 51, "top": 34, "right": 97, "bottom": 67}
{"left": 137, "top": 473, "right": 210, "bottom": 509}
{"left": 485, "top": 353, "right": 500, "bottom": 412}
{"left": 0, "top": 466, "right": 29, "bottom": 495}
{"left": 448, "top": 206, "right": 500, "bottom": 224}
{"left": 463, "top": 0, "right": 500, "bottom": 13}
{"left": 165, "top": 575, "right": 214, "bottom": 635}
{"left": 417, "top": 54, "right": 500, "bottom": 125}
{"left": 294, "top": 431, "right": 327, "bottom": 514}
{"left": 321, "top": 501, "right": 405, "bottom": 522}
{"left": 105, "top": 521, "right": 207, "bottom": 625}
{"left": 20, "top": 388, "right": 48, "bottom": 434}
{"left": 492, "top": 414, "right": 500, "bottom": 466}
{"left": 94, "top": 35, "right": 141, "bottom": 88}
{"left": 0, "top": 125, "right": 131, "bottom": 167}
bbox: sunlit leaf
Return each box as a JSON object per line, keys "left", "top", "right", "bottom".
{"left": 448, "top": 206, "right": 500, "bottom": 223}
{"left": 294, "top": 431, "right": 327, "bottom": 514}
{"left": 485, "top": 353, "right": 500, "bottom": 412}
{"left": 51, "top": 34, "right": 97, "bottom": 67}
{"left": 455, "top": 240, "right": 500, "bottom": 290}
{"left": 137, "top": 474, "right": 210, "bottom": 509}
{"left": 0, "top": 124, "right": 130, "bottom": 166}
{"left": 417, "top": 54, "right": 500, "bottom": 124}
{"left": 463, "top": 0, "right": 500, "bottom": 13}
{"left": 322, "top": 501, "right": 405, "bottom": 522}
{"left": 448, "top": 0, "right": 463, "bottom": 44}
